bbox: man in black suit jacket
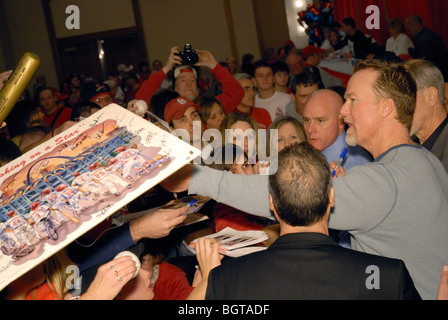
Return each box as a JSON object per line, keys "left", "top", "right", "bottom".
{"left": 205, "top": 142, "right": 421, "bottom": 300}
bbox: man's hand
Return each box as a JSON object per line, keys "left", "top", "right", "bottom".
{"left": 129, "top": 204, "right": 188, "bottom": 242}
{"left": 438, "top": 265, "right": 448, "bottom": 300}
{"left": 0, "top": 70, "right": 12, "bottom": 91}
{"left": 162, "top": 46, "right": 183, "bottom": 74}
{"left": 329, "top": 161, "right": 346, "bottom": 178}
{"left": 127, "top": 99, "right": 139, "bottom": 114}
{"left": 195, "top": 49, "right": 218, "bottom": 70}
{"left": 126, "top": 99, "right": 147, "bottom": 118}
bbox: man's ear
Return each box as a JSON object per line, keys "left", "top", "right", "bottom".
{"left": 270, "top": 194, "right": 282, "bottom": 222}
{"left": 269, "top": 194, "right": 275, "bottom": 212}
{"left": 381, "top": 98, "right": 395, "bottom": 118}
{"left": 426, "top": 86, "right": 439, "bottom": 106}
{"left": 337, "top": 114, "right": 345, "bottom": 132}
{"left": 329, "top": 186, "right": 335, "bottom": 208}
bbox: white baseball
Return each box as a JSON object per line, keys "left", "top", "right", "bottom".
{"left": 134, "top": 100, "right": 148, "bottom": 117}
{"left": 114, "top": 250, "right": 141, "bottom": 278}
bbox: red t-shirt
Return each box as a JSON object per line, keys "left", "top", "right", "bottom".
{"left": 153, "top": 261, "right": 194, "bottom": 300}
{"left": 26, "top": 282, "right": 59, "bottom": 300}
{"left": 42, "top": 106, "right": 72, "bottom": 129}
{"left": 235, "top": 107, "right": 272, "bottom": 130}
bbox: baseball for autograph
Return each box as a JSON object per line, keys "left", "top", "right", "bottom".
{"left": 114, "top": 251, "right": 141, "bottom": 278}
{"left": 134, "top": 100, "right": 148, "bottom": 116}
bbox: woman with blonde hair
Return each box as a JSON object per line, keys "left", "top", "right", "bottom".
{"left": 267, "top": 116, "right": 306, "bottom": 156}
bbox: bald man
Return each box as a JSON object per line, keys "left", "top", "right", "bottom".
{"left": 302, "top": 89, "right": 373, "bottom": 248}
{"left": 302, "top": 89, "right": 373, "bottom": 171}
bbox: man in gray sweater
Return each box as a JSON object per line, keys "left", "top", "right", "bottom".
{"left": 165, "top": 60, "right": 448, "bottom": 300}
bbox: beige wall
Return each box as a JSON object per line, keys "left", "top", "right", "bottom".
{"left": 1, "top": 0, "right": 57, "bottom": 91}
{"left": 0, "top": 0, "right": 290, "bottom": 90}
{"left": 229, "top": 0, "right": 261, "bottom": 62}
{"left": 255, "top": 0, "right": 291, "bottom": 55}
{"left": 50, "top": 0, "right": 136, "bottom": 38}
{"left": 139, "top": 0, "right": 233, "bottom": 64}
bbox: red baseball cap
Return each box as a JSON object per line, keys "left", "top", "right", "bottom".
{"left": 302, "top": 45, "right": 325, "bottom": 60}
{"left": 164, "top": 97, "right": 201, "bottom": 124}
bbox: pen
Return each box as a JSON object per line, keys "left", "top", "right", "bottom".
{"left": 185, "top": 198, "right": 198, "bottom": 214}
{"left": 188, "top": 199, "right": 198, "bottom": 207}
{"left": 331, "top": 148, "right": 348, "bottom": 177}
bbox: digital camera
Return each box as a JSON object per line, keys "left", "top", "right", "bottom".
{"left": 177, "top": 43, "right": 199, "bottom": 65}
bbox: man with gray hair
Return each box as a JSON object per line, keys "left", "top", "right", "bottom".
{"left": 404, "top": 59, "right": 448, "bottom": 172}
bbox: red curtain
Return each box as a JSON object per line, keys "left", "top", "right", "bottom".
{"left": 333, "top": 0, "right": 448, "bottom": 48}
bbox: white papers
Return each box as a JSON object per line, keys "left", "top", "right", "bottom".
{"left": 189, "top": 227, "right": 268, "bottom": 257}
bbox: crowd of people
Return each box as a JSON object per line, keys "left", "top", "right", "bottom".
{"left": 0, "top": 12, "right": 448, "bottom": 301}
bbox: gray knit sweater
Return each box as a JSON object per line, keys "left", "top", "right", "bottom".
{"left": 189, "top": 145, "right": 448, "bottom": 299}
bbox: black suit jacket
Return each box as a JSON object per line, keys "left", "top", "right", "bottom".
{"left": 206, "top": 233, "right": 421, "bottom": 300}
{"left": 410, "top": 28, "right": 448, "bottom": 81}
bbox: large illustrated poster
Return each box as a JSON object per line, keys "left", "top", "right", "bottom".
{"left": 0, "top": 104, "right": 201, "bottom": 290}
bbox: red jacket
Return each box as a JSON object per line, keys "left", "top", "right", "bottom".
{"left": 135, "top": 64, "right": 244, "bottom": 114}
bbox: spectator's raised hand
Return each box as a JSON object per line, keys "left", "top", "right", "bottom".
{"left": 195, "top": 49, "right": 218, "bottom": 70}
{"left": 162, "top": 46, "right": 183, "bottom": 74}
{"left": 0, "top": 70, "right": 12, "bottom": 91}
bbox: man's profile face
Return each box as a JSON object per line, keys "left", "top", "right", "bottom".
{"left": 341, "top": 69, "right": 381, "bottom": 148}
